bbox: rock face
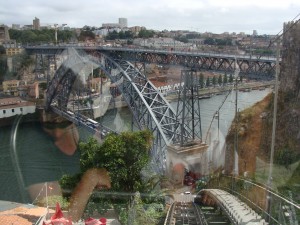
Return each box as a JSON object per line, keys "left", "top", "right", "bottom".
{"left": 257, "top": 21, "right": 300, "bottom": 161}
{"left": 273, "top": 21, "right": 300, "bottom": 156}
{"left": 280, "top": 21, "right": 300, "bottom": 99}
{"left": 225, "top": 21, "right": 300, "bottom": 175}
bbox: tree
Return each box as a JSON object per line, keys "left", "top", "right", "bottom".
{"left": 199, "top": 73, "right": 204, "bottom": 88}
{"left": 223, "top": 73, "right": 228, "bottom": 85}
{"left": 174, "top": 36, "right": 189, "bottom": 43}
{"left": 106, "top": 30, "right": 119, "bottom": 40}
{"left": 239, "top": 75, "right": 243, "bottom": 83}
{"left": 204, "top": 38, "right": 215, "bottom": 45}
{"left": 0, "top": 45, "right": 5, "bottom": 55}
{"left": 126, "top": 192, "right": 164, "bottom": 225}
{"left": 218, "top": 74, "right": 223, "bottom": 86}
{"left": 212, "top": 76, "right": 217, "bottom": 87}
{"left": 138, "top": 29, "right": 155, "bottom": 38}
{"left": 229, "top": 73, "right": 234, "bottom": 83}
{"left": 73, "top": 130, "right": 153, "bottom": 193}
{"left": 9, "top": 29, "right": 75, "bottom": 44}
{"left": 206, "top": 77, "right": 210, "bottom": 87}
{"left": 78, "top": 30, "right": 95, "bottom": 41}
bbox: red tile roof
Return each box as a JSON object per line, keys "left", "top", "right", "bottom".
{"left": 0, "top": 205, "right": 54, "bottom": 225}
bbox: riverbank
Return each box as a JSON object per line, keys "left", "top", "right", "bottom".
{"left": 165, "top": 80, "right": 274, "bottom": 102}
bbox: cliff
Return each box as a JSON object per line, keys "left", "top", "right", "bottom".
{"left": 225, "top": 21, "right": 300, "bottom": 200}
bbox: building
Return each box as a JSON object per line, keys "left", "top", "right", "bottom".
{"left": 102, "top": 18, "right": 128, "bottom": 29}
{"left": 0, "top": 25, "right": 10, "bottom": 43}
{"left": 5, "top": 46, "right": 24, "bottom": 56}
{"left": 129, "top": 26, "right": 146, "bottom": 35}
{"left": 23, "top": 25, "right": 33, "bottom": 30}
{"left": 119, "top": 18, "right": 128, "bottom": 28}
{"left": 33, "top": 17, "right": 40, "bottom": 30}
{"left": 12, "top": 24, "right": 21, "bottom": 30}
{"left": 0, "top": 97, "right": 36, "bottom": 119}
{"left": 2, "top": 80, "right": 22, "bottom": 96}
{"left": 253, "top": 30, "right": 258, "bottom": 36}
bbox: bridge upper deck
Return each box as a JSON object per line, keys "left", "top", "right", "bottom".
{"left": 25, "top": 45, "right": 277, "bottom": 63}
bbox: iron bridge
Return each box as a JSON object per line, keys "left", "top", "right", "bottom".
{"left": 25, "top": 46, "right": 278, "bottom": 80}
{"left": 37, "top": 48, "right": 191, "bottom": 173}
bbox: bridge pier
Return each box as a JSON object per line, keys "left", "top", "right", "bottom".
{"left": 167, "top": 142, "right": 208, "bottom": 184}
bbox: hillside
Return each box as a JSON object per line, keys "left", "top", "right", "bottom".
{"left": 225, "top": 21, "right": 300, "bottom": 202}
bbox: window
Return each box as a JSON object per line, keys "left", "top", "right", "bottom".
{"left": 20, "top": 108, "right": 23, "bottom": 112}
{"left": 12, "top": 109, "right": 14, "bottom": 113}
{"left": 3, "top": 110, "right": 5, "bottom": 114}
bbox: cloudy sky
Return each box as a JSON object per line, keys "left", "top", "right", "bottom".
{"left": 0, "top": 0, "right": 299, "bottom": 34}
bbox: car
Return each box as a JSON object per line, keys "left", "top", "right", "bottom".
{"left": 184, "top": 191, "right": 191, "bottom": 195}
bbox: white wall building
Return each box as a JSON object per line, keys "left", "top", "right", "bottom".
{"left": 118, "top": 18, "right": 128, "bottom": 28}
{"left": 133, "top": 38, "right": 194, "bottom": 50}
{"left": 0, "top": 97, "right": 36, "bottom": 119}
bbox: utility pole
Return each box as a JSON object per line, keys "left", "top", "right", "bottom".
{"left": 266, "top": 38, "right": 280, "bottom": 223}
{"left": 54, "top": 24, "right": 67, "bottom": 45}
{"left": 233, "top": 56, "right": 240, "bottom": 176}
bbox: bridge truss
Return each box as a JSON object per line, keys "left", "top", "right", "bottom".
{"left": 25, "top": 46, "right": 277, "bottom": 80}
{"left": 101, "top": 48, "right": 276, "bottom": 80}
{"left": 45, "top": 48, "right": 192, "bottom": 172}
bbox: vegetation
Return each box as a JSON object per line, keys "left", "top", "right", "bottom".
{"left": 0, "top": 45, "right": 7, "bottom": 82}
{"left": 204, "top": 38, "right": 232, "bottom": 46}
{"left": 0, "top": 45, "right": 5, "bottom": 55}
{"left": 138, "top": 29, "right": 155, "bottom": 39}
{"left": 106, "top": 30, "right": 134, "bottom": 40}
{"left": 38, "top": 195, "right": 70, "bottom": 210}
{"left": 78, "top": 130, "right": 153, "bottom": 192}
{"left": 174, "top": 35, "right": 189, "bottom": 43}
{"left": 9, "top": 29, "right": 75, "bottom": 44}
{"left": 199, "top": 73, "right": 204, "bottom": 88}
{"left": 218, "top": 74, "right": 222, "bottom": 86}
{"left": 78, "top": 30, "right": 95, "bottom": 41}
{"left": 59, "top": 130, "right": 166, "bottom": 223}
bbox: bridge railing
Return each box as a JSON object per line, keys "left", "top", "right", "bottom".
{"left": 204, "top": 174, "right": 300, "bottom": 224}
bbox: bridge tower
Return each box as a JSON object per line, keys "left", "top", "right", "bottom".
{"left": 167, "top": 69, "right": 208, "bottom": 182}
{"left": 175, "top": 69, "right": 202, "bottom": 146}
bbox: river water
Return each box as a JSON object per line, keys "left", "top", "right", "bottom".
{"left": 0, "top": 88, "right": 271, "bottom": 203}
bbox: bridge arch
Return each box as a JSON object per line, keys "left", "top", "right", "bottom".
{"left": 46, "top": 48, "right": 188, "bottom": 172}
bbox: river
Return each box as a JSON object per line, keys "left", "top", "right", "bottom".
{"left": 0, "top": 88, "right": 271, "bottom": 204}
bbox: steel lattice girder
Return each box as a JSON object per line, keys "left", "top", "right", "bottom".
{"left": 87, "top": 53, "right": 189, "bottom": 172}
{"left": 45, "top": 48, "right": 92, "bottom": 111}
{"left": 175, "top": 70, "right": 202, "bottom": 146}
{"left": 46, "top": 48, "right": 187, "bottom": 172}
{"left": 105, "top": 50, "right": 276, "bottom": 79}
{"left": 25, "top": 47, "right": 277, "bottom": 79}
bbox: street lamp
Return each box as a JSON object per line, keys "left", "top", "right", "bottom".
{"left": 54, "top": 24, "right": 67, "bottom": 45}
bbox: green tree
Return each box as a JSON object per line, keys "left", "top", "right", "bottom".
{"left": 106, "top": 30, "right": 119, "bottom": 40}
{"left": 206, "top": 77, "right": 210, "bottom": 87}
{"left": 229, "top": 73, "right": 234, "bottom": 83}
{"left": 199, "top": 73, "right": 204, "bottom": 88}
{"left": 138, "top": 29, "right": 155, "bottom": 38}
{"left": 75, "top": 130, "right": 153, "bottom": 193}
{"left": 204, "top": 38, "right": 215, "bottom": 45}
{"left": 126, "top": 192, "right": 164, "bottom": 225}
{"left": 78, "top": 30, "right": 95, "bottom": 41}
{"left": 212, "top": 76, "right": 216, "bottom": 87}
{"left": 218, "top": 74, "right": 223, "bottom": 86}
{"left": 0, "top": 45, "right": 5, "bottom": 55}
{"left": 174, "top": 36, "right": 189, "bottom": 43}
{"left": 223, "top": 73, "right": 228, "bottom": 85}
{"left": 9, "top": 29, "right": 75, "bottom": 44}
{"left": 239, "top": 75, "right": 243, "bottom": 83}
